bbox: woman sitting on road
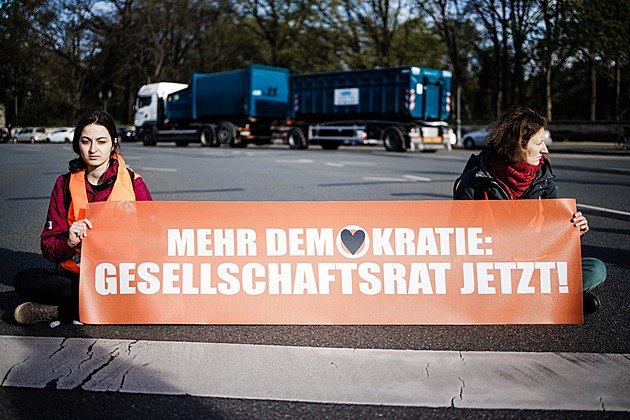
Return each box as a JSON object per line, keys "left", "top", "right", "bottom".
{"left": 13, "top": 109, "right": 153, "bottom": 324}
{"left": 453, "top": 106, "right": 606, "bottom": 314}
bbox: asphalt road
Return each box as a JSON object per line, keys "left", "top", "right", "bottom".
{"left": 1, "top": 141, "right": 629, "bottom": 418}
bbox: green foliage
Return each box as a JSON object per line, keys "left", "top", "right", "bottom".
{"left": 1, "top": 0, "right": 629, "bottom": 126}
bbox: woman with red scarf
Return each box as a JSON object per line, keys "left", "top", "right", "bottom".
{"left": 12, "top": 109, "right": 153, "bottom": 325}
{"left": 453, "top": 107, "right": 606, "bottom": 314}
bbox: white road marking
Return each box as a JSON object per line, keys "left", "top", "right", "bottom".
{"left": 275, "top": 159, "right": 314, "bottom": 164}
{"left": 1, "top": 336, "right": 628, "bottom": 411}
{"left": 363, "top": 177, "right": 408, "bottom": 182}
{"left": 337, "top": 161, "right": 378, "bottom": 167}
{"left": 197, "top": 150, "right": 241, "bottom": 156}
{"left": 362, "top": 175, "right": 432, "bottom": 182}
{"left": 403, "top": 175, "right": 432, "bottom": 182}
{"left": 579, "top": 204, "right": 630, "bottom": 217}
{"left": 325, "top": 162, "right": 345, "bottom": 167}
{"left": 138, "top": 167, "right": 178, "bottom": 173}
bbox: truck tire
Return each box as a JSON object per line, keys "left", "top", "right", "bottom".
{"left": 218, "top": 122, "right": 237, "bottom": 146}
{"left": 142, "top": 129, "right": 157, "bottom": 146}
{"left": 382, "top": 127, "right": 406, "bottom": 152}
{"left": 199, "top": 127, "right": 218, "bottom": 147}
{"left": 287, "top": 127, "right": 308, "bottom": 149}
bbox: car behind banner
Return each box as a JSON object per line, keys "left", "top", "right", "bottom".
{"left": 80, "top": 199, "right": 583, "bottom": 324}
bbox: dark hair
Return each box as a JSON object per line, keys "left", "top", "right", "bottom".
{"left": 69, "top": 109, "right": 119, "bottom": 172}
{"left": 485, "top": 107, "right": 547, "bottom": 163}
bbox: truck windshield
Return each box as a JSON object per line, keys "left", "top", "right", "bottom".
{"left": 137, "top": 96, "right": 152, "bottom": 109}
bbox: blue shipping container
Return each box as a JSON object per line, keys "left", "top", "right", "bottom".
{"left": 291, "top": 66, "right": 451, "bottom": 122}
{"left": 166, "top": 65, "right": 290, "bottom": 121}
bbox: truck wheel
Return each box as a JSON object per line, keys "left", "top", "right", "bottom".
{"left": 142, "top": 130, "right": 157, "bottom": 146}
{"left": 218, "top": 122, "right": 237, "bottom": 146}
{"left": 383, "top": 127, "right": 406, "bottom": 152}
{"left": 287, "top": 127, "right": 307, "bottom": 149}
{"left": 199, "top": 127, "right": 218, "bottom": 147}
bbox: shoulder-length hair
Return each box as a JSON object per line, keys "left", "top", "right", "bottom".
{"left": 485, "top": 107, "right": 547, "bottom": 163}
{"left": 69, "top": 109, "right": 120, "bottom": 173}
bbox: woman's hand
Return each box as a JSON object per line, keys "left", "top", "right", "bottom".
{"left": 571, "top": 211, "right": 589, "bottom": 236}
{"left": 67, "top": 218, "right": 93, "bottom": 248}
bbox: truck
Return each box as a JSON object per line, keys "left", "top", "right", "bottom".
{"left": 134, "top": 65, "right": 290, "bottom": 147}
{"left": 134, "top": 65, "right": 453, "bottom": 152}
{"left": 284, "top": 66, "right": 453, "bottom": 151}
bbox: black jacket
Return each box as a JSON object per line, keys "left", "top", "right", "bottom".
{"left": 453, "top": 149, "right": 557, "bottom": 200}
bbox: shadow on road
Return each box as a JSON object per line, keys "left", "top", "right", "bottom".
{"left": 583, "top": 244, "right": 630, "bottom": 269}
{"left": 0, "top": 247, "right": 230, "bottom": 417}
{"left": 0, "top": 248, "right": 55, "bottom": 319}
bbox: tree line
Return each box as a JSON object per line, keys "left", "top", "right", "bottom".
{"left": 1, "top": 0, "right": 629, "bottom": 127}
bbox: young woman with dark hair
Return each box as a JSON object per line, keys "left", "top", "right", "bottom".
{"left": 453, "top": 107, "right": 606, "bottom": 314}
{"left": 13, "top": 109, "right": 153, "bottom": 324}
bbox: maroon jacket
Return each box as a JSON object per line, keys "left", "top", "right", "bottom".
{"left": 41, "top": 160, "right": 153, "bottom": 263}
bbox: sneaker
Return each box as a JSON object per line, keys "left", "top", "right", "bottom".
{"left": 583, "top": 292, "right": 601, "bottom": 315}
{"left": 14, "top": 302, "right": 59, "bottom": 325}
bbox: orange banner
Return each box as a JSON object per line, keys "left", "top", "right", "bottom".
{"left": 80, "top": 199, "right": 583, "bottom": 324}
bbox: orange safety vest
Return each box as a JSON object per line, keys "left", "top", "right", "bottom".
{"left": 61, "top": 154, "right": 138, "bottom": 273}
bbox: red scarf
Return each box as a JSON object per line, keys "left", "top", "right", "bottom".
{"left": 488, "top": 155, "right": 542, "bottom": 199}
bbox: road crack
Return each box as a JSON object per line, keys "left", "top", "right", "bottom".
{"left": 74, "top": 345, "right": 121, "bottom": 390}
{"left": 450, "top": 377, "right": 465, "bottom": 408}
{"left": 48, "top": 337, "right": 69, "bottom": 359}
{"left": 1, "top": 357, "right": 29, "bottom": 386}
{"left": 78, "top": 339, "right": 99, "bottom": 370}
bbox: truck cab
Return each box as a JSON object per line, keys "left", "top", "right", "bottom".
{"left": 133, "top": 65, "right": 290, "bottom": 148}
{"left": 134, "top": 82, "right": 188, "bottom": 145}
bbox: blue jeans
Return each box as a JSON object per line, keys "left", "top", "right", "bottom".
{"left": 582, "top": 257, "right": 606, "bottom": 293}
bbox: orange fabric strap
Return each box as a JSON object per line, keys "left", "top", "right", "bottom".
{"left": 62, "top": 154, "right": 137, "bottom": 273}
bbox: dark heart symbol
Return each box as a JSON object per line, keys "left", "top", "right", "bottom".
{"left": 341, "top": 229, "right": 365, "bottom": 255}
